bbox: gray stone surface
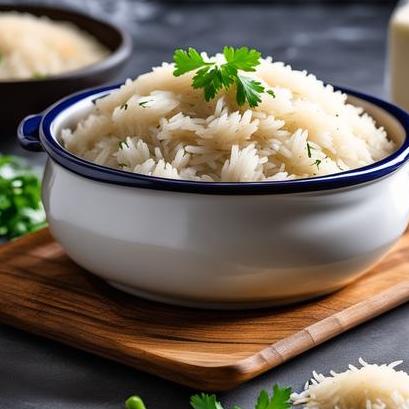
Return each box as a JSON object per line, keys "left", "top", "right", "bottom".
{"left": 1, "top": 1, "right": 408, "bottom": 408}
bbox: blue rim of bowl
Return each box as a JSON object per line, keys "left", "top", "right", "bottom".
{"left": 39, "top": 84, "right": 409, "bottom": 195}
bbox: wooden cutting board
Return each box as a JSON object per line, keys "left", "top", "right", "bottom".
{"left": 0, "top": 229, "right": 408, "bottom": 391}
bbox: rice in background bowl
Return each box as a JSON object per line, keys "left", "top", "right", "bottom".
{"left": 60, "top": 54, "right": 396, "bottom": 182}
{"left": 0, "top": 11, "right": 108, "bottom": 80}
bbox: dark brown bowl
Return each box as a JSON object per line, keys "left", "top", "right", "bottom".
{"left": 0, "top": 4, "right": 132, "bottom": 130}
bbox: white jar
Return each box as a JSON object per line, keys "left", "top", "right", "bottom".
{"left": 389, "top": 0, "right": 409, "bottom": 111}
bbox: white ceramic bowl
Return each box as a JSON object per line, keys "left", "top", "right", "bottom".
{"left": 18, "top": 85, "right": 409, "bottom": 309}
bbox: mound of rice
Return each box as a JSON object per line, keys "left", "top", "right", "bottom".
{"left": 291, "top": 358, "right": 409, "bottom": 409}
{"left": 0, "top": 12, "right": 107, "bottom": 80}
{"left": 61, "top": 54, "right": 395, "bottom": 182}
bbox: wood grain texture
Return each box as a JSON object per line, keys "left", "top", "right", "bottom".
{"left": 0, "top": 229, "right": 408, "bottom": 391}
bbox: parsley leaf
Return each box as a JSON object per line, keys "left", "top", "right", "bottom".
{"left": 255, "top": 385, "right": 292, "bottom": 409}
{"left": 191, "top": 394, "right": 224, "bottom": 409}
{"left": 173, "top": 46, "right": 274, "bottom": 107}
{"left": 223, "top": 46, "right": 260, "bottom": 71}
{"left": 173, "top": 48, "right": 212, "bottom": 77}
{"left": 220, "top": 63, "right": 237, "bottom": 87}
{"left": 192, "top": 66, "right": 224, "bottom": 101}
{"left": 236, "top": 75, "right": 265, "bottom": 108}
{"left": 255, "top": 390, "right": 270, "bottom": 409}
{"left": 269, "top": 385, "right": 292, "bottom": 409}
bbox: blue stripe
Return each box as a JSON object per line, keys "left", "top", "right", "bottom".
{"left": 39, "top": 84, "right": 409, "bottom": 195}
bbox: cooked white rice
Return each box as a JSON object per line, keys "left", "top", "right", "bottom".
{"left": 0, "top": 12, "right": 107, "bottom": 80}
{"left": 291, "top": 358, "right": 409, "bottom": 409}
{"left": 61, "top": 54, "right": 395, "bottom": 182}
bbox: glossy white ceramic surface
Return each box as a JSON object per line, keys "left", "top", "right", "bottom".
{"left": 41, "top": 95, "right": 409, "bottom": 309}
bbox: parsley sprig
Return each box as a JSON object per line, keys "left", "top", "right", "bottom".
{"left": 173, "top": 47, "right": 274, "bottom": 108}
{"left": 125, "top": 385, "right": 292, "bottom": 409}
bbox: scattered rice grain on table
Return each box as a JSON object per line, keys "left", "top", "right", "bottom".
{"left": 291, "top": 358, "right": 409, "bottom": 409}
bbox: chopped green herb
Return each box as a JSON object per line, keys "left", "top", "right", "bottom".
{"left": 139, "top": 100, "right": 152, "bottom": 108}
{"left": 0, "top": 155, "right": 46, "bottom": 239}
{"left": 32, "top": 72, "right": 47, "bottom": 80}
{"left": 118, "top": 163, "right": 128, "bottom": 168}
{"left": 266, "top": 89, "right": 276, "bottom": 97}
{"left": 313, "top": 159, "right": 322, "bottom": 169}
{"left": 119, "top": 141, "right": 129, "bottom": 149}
{"left": 120, "top": 103, "right": 128, "bottom": 110}
{"left": 306, "top": 142, "right": 313, "bottom": 158}
{"left": 173, "top": 46, "right": 271, "bottom": 107}
{"left": 91, "top": 96, "right": 104, "bottom": 105}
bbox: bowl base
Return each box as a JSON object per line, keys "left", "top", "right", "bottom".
{"left": 106, "top": 280, "right": 344, "bottom": 310}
